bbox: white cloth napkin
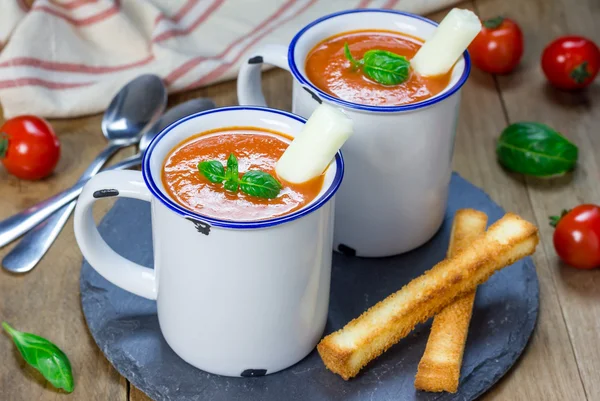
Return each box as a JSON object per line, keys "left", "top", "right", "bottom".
{"left": 0, "top": 0, "right": 461, "bottom": 119}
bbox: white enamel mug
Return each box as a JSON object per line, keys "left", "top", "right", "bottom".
{"left": 74, "top": 106, "right": 344, "bottom": 377}
{"left": 237, "top": 9, "right": 471, "bottom": 257}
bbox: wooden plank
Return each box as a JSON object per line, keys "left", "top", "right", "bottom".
{"left": 0, "top": 2, "right": 594, "bottom": 399}
{"left": 429, "top": 3, "right": 587, "bottom": 400}
{"left": 474, "top": 0, "right": 600, "bottom": 399}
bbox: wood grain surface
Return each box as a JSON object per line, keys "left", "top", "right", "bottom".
{"left": 1, "top": 0, "right": 598, "bottom": 400}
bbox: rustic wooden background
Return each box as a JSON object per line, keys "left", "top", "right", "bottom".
{"left": 1, "top": 0, "right": 599, "bottom": 400}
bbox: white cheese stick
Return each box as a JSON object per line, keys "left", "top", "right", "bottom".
{"left": 411, "top": 8, "right": 481, "bottom": 77}
{"left": 276, "top": 103, "right": 353, "bottom": 184}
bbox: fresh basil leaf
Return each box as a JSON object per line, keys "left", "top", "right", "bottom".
{"left": 224, "top": 180, "right": 239, "bottom": 192}
{"left": 361, "top": 50, "right": 410, "bottom": 85}
{"left": 343, "top": 43, "right": 410, "bottom": 86}
{"left": 198, "top": 160, "right": 226, "bottom": 183}
{"left": 226, "top": 153, "right": 239, "bottom": 181}
{"left": 2, "top": 322, "right": 74, "bottom": 393}
{"left": 240, "top": 171, "right": 282, "bottom": 199}
{"left": 496, "top": 122, "right": 578, "bottom": 176}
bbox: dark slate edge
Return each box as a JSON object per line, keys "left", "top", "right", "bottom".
{"left": 456, "top": 257, "right": 539, "bottom": 401}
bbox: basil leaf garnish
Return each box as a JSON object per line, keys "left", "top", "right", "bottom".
{"left": 240, "top": 171, "right": 282, "bottom": 199}
{"left": 226, "top": 153, "right": 238, "bottom": 181}
{"left": 224, "top": 180, "right": 239, "bottom": 192}
{"left": 224, "top": 153, "right": 240, "bottom": 192}
{"left": 496, "top": 122, "right": 578, "bottom": 176}
{"left": 197, "top": 153, "right": 282, "bottom": 198}
{"left": 344, "top": 43, "right": 411, "bottom": 86}
{"left": 198, "top": 160, "right": 226, "bottom": 183}
{"left": 2, "top": 322, "right": 74, "bottom": 393}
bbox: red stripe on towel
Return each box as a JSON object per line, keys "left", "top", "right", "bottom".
{"left": 164, "top": 0, "right": 298, "bottom": 86}
{"left": 153, "top": 0, "right": 224, "bottom": 43}
{"left": 185, "top": 0, "right": 319, "bottom": 89}
{"left": 32, "top": 0, "right": 119, "bottom": 26}
{"left": 0, "top": 78, "right": 94, "bottom": 89}
{"left": 47, "top": 0, "right": 99, "bottom": 10}
{"left": 0, "top": 54, "right": 155, "bottom": 73}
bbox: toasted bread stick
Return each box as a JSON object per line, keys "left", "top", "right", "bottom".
{"left": 317, "top": 213, "right": 539, "bottom": 380}
{"left": 414, "top": 209, "right": 488, "bottom": 393}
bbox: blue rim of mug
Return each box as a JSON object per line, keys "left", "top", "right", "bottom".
{"left": 142, "top": 106, "right": 345, "bottom": 229}
{"left": 288, "top": 9, "right": 472, "bottom": 113}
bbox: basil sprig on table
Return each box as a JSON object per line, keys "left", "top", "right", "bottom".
{"left": 496, "top": 122, "right": 578, "bottom": 176}
{"left": 198, "top": 153, "right": 282, "bottom": 199}
{"left": 344, "top": 43, "right": 411, "bottom": 86}
{"left": 2, "top": 322, "right": 74, "bottom": 393}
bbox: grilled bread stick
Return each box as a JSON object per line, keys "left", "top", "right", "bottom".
{"left": 317, "top": 213, "right": 538, "bottom": 380}
{"left": 414, "top": 209, "right": 488, "bottom": 393}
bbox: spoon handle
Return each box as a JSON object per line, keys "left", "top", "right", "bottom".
{"left": 2, "top": 143, "right": 124, "bottom": 272}
{"left": 0, "top": 154, "right": 143, "bottom": 250}
{"left": 1, "top": 202, "right": 77, "bottom": 273}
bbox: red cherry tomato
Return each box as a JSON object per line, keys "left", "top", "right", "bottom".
{"left": 468, "top": 16, "right": 524, "bottom": 74}
{"left": 541, "top": 36, "right": 600, "bottom": 90}
{"left": 0, "top": 115, "right": 60, "bottom": 180}
{"left": 550, "top": 204, "right": 600, "bottom": 269}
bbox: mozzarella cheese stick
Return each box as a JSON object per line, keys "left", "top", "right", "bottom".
{"left": 414, "top": 209, "right": 488, "bottom": 393}
{"left": 317, "top": 213, "right": 539, "bottom": 380}
{"left": 411, "top": 8, "right": 481, "bottom": 77}
{"left": 276, "top": 103, "right": 353, "bottom": 184}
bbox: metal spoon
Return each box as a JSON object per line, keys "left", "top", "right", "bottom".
{"left": 0, "top": 75, "right": 167, "bottom": 263}
{"left": 1, "top": 98, "right": 216, "bottom": 273}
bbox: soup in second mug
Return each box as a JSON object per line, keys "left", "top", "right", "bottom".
{"left": 305, "top": 29, "right": 452, "bottom": 106}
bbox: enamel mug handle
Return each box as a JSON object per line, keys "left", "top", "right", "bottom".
{"left": 74, "top": 170, "right": 157, "bottom": 300}
{"left": 237, "top": 44, "right": 290, "bottom": 106}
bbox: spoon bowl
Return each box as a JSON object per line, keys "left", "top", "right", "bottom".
{"left": 138, "top": 98, "right": 218, "bottom": 154}
{"left": 102, "top": 74, "right": 167, "bottom": 146}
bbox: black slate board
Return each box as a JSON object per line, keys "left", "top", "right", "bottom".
{"left": 80, "top": 173, "right": 539, "bottom": 401}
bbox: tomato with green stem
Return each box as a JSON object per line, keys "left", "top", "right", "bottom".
{"left": 468, "top": 16, "right": 524, "bottom": 74}
{"left": 0, "top": 115, "right": 60, "bottom": 180}
{"left": 541, "top": 36, "right": 600, "bottom": 90}
{"left": 550, "top": 204, "right": 600, "bottom": 269}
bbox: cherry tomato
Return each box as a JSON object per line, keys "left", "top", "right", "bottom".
{"left": 550, "top": 204, "right": 600, "bottom": 269}
{"left": 0, "top": 115, "right": 60, "bottom": 180}
{"left": 468, "top": 16, "right": 524, "bottom": 74}
{"left": 541, "top": 36, "right": 600, "bottom": 90}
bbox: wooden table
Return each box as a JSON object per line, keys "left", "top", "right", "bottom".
{"left": 1, "top": 0, "right": 598, "bottom": 399}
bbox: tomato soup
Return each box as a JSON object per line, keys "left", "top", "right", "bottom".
{"left": 162, "top": 127, "right": 324, "bottom": 221}
{"left": 305, "top": 30, "right": 452, "bottom": 106}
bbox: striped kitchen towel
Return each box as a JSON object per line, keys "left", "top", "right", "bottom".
{"left": 0, "top": 0, "right": 462, "bottom": 119}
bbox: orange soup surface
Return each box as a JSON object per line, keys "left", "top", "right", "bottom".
{"left": 162, "top": 127, "right": 324, "bottom": 221}
{"left": 305, "top": 30, "right": 453, "bottom": 106}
